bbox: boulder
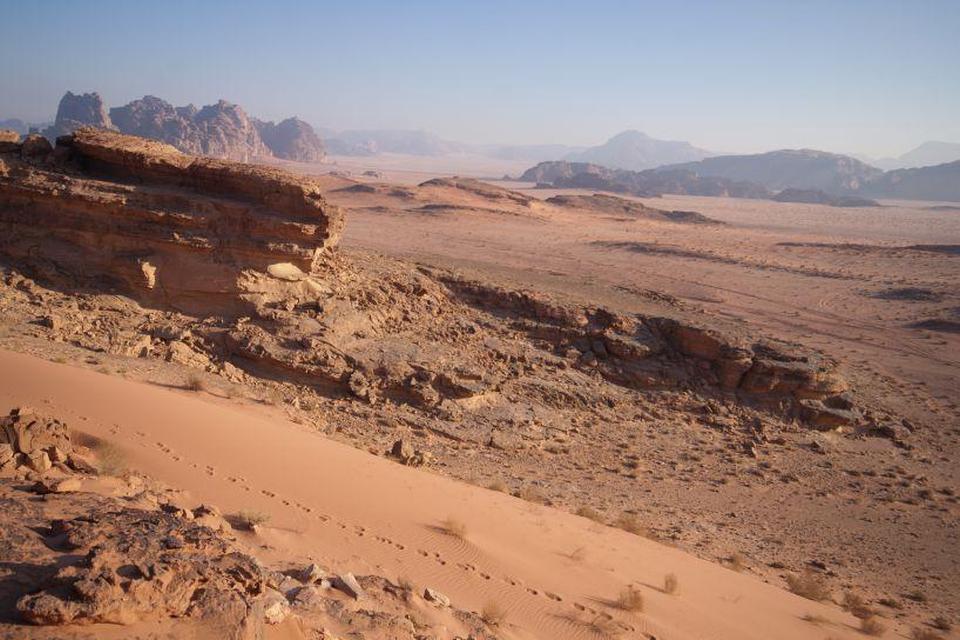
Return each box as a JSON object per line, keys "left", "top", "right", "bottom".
{"left": 334, "top": 572, "right": 364, "bottom": 599}
{"left": 423, "top": 587, "right": 451, "bottom": 607}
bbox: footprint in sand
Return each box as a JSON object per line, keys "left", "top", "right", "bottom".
{"left": 261, "top": 490, "right": 276, "bottom": 498}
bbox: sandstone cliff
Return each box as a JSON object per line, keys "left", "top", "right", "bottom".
{"left": 0, "top": 128, "right": 342, "bottom": 314}
{"left": 254, "top": 117, "right": 325, "bottom": 162}
{"left": 41, "top": 91, "right": 116, "bottom": 139}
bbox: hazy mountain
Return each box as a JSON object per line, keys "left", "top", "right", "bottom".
{"left": 871, "top": 141, "right": 960, "bottom": 170}
{"left": 323, "top": 129, "right": 466, "bottom": 156}
{"left": 662, "top": 149, "right": 883, "bottom": 193}
{"left": 563, "top": 130, "right": 714, "bottom": 171}
{"left": 520, "top": 160, "right": 770, "bottom": 199}
{"left": 862, "top": 160, "right": 960, "bottom": 202}
{"left": 0, "top": 118, "right": 53, "bottom": 136}
{"left": 30, "top": 91, "right": 323, "bottom": 162}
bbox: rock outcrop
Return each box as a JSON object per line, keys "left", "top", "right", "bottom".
{"left": 254, "top": 117, "right": 325, "bottom": 162}
{"left": 521, "top": 160, "right": 770, "bottom": 198}
{"left": 0, "top": 407, "right": 84, "bottom": 475}
{"left": 42, "top": 91, "right": 116, "bottom": 139}
{"left": 0, "top": 128, "right": 343, "bottom": 314}
{"left": 109, "top": 96, "right": 271, "bottom": 161}
{"left": 773, "top": 188, "right": 879, "bottom": 207}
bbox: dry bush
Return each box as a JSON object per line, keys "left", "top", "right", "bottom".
{"left": 235, "top": 510, "right": 270, "bottom": 530}
{"left": 912, "top": 629, "right": 945, "bottom": 640}
{"left": 842, "top": 591, "right": 875, "bottom": 619}
{"left": 576, "top": 505, "right": 604, "bottom": 523}
{"left": 589, "top": 614, "right": 623, "bottom": 638}
{"left": 441, "top": 517, "right": 468, "bottom": 539}
{"left": 72, "top": 431, "right": 128, "bottom": 476}
{"left": 185, "top": 373, "right": 207, "bottom": 392}
{"left": 616, "top": 585, "right": 644, "bottom": 612}
{"left": 859, "top": 615, "right": 886, "bottom": 636}
{"left": 481, "top": 601, "right": 507, "bottom": 627}
{"left": 727, "top": 552, "right": 747, "bottom": 572}
{"left": 786, "top": 570, "right": 831, "bottom": 602}
{"left": 614, "top": 513, "right": 650, "bottom": 537}
{"left": 663, "top": 573, "right": 679, "bottom": 595}
{"left": 487, "top": 479, "right": 507, "bottom": 493}
{"left": 395, "top": 575, "right": 416, "bottom": 603}
{"left": 516, "top": 485, "right": 548, "bottom": 505}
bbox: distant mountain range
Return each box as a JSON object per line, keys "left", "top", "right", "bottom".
{"left": 13, "top": 91, "right": 326, "bottom": 162}
{"left": 562, "top": 130, "right": 713, "bottom": 171}
{"left": 663, "top": 149, "right": 883, "bottom": 193}
{"left": 866, "top": 141, "right": 960, "bottom": 171}
{"left": 521, "top": 148, "right": 960, "bottom": 203}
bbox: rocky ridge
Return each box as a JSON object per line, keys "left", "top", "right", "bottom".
{"left": 0, "top": 128, "right": 342, "bottom": 315}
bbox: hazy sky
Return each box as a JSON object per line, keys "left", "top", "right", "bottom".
{"left": 1, "top": 0, "right": 958, "bottom": 157}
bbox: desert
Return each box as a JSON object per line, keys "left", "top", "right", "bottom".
{"left": 1, "top": 3, "right": 958, "bottom": 639}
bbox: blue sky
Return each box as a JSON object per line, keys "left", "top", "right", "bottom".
{"left": 1, "top": 0, "right": 957, "bottom": 157}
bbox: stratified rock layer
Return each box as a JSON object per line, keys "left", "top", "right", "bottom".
{"left": 0, "top": 128, "right": 343, "bottom": 315}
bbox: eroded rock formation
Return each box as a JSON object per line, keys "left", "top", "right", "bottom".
{"left": 0, "top": 128, "right": 343, "bottom": 314}
{"left": 254, "top": 117, "right": 325, "bottom": 162}
{"left": 41, "top": 91, "right": 116, "bottom": 140}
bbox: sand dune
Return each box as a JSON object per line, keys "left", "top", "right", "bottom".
{"left": 0, "top": 349, "right": 866, "bottom": 639}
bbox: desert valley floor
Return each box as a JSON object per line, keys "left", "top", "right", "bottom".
{"left": 0, "top": 135, "right": 957, "bottom": 640}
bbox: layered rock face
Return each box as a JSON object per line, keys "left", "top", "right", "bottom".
{"left": 254, "top": 117, "right": 325, "bottom": 161}
{"left": 42, "top": 91, "right": 116, "bottom": 139}
{"left": 0, "top": 128, "right": 343, "bottom": 314}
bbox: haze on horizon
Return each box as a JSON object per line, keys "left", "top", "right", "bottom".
{"left": 1, "top": 0, "right": 958, "bottom": 159}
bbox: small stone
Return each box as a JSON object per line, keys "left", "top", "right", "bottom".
{"left": 296, "top": 563, "right": 326, "bottom": 584}
{"left": 334, "top": 573, "right": 364, "bottom": 599}
{"left": 423, "top": 587, "right": 450, "bottom": 607}
{"left": 261, "top": 589, "right": 290, "bottom": 625}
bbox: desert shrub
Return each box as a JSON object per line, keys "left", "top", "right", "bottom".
{"left": 859, "top": 615, "right": 886, "bottom": 636}
{"left": 614, "top": 513, "right": 649, "bottom": 537}
{"left": 786, "top": 570, "right": 831, "bottom": 602}
{"left": 727, "top": 552, "right": 747, "bottom": 572}
{"left": 589, "top": 614, "right": 623, "bottom": 638}
{"left": 663, "top": 573, "right": 679, "bottom": 595}
{"left": 185, "top": 373, "right": 206, "bottom": 391}
{"left": 481, "top": 601, "right": 507, "bottom": 627}
{"left": 843, "top": 592, "right": 875, "bottom": 619}
{"left": 516, "top": 485, "right": 548, "bottom": 505}
{"left": 487, "top": 479, "right": 507, "bottom": 492}
{"left": 576, "top": 505, "right": 604, "bottom": 522}
{"left": 235, "top": 510, "right": 270, "bottom": 530}
{"left": 616, "top": 585, "right": 644, "bottom": 612}
{"left": 441, "top": 517, "right": 468, "bottom": 539}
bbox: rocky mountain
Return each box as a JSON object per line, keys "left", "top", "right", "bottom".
{"left": 253, "top": 117, "right": 325, "bottom": 161}
{"left": 871, "top": 141, "right": 960, "bottom": 170}
{"left": 520, "top": 160, "right": 770, "bottom": 198}
{"left": 772, "top": 188, "right": 879, "bottom": 207}
{"left": 862, "top": 160, "right": 960, "bottom": 202}
{"left": 662, "top": 149, "right": 883, "bottom": 193}
{"left": 42, "top": 91, "right": 116, "bottom": 139}
{"left": 37, "top": 91, "right": 323, "bottom": 163}
{"left": 563, "top": 130, "right": 714, "bottom": 171}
